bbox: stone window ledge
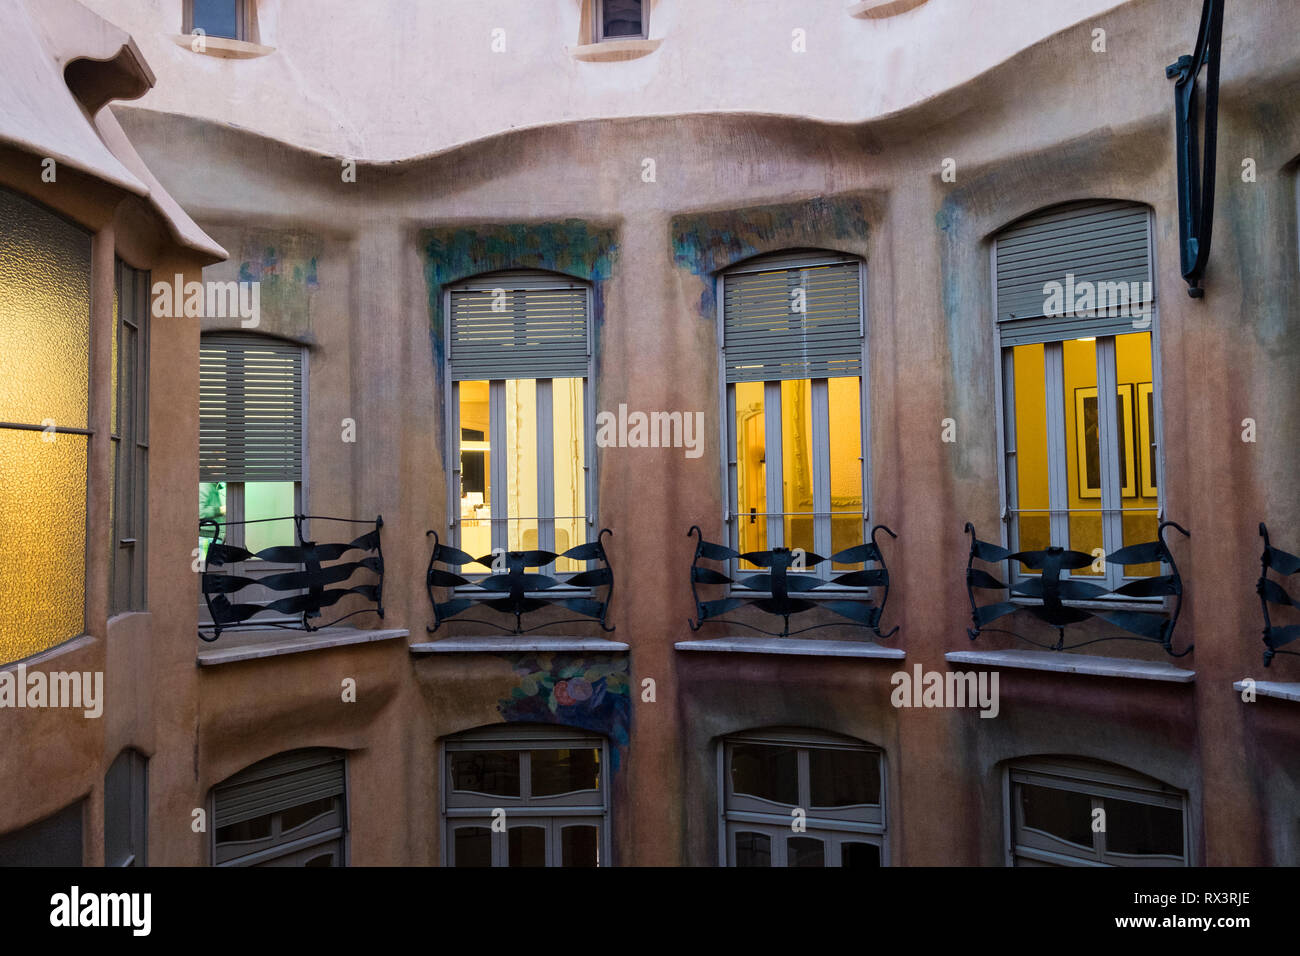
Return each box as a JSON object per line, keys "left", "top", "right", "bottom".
{"left": 848, "top": 0, "right": 930, "bottom": 19}
{"left": 675, "top": 637, "right": 904, "bottom": 659}
{"left": 567, "top": 38, "right": 661, "bottom": 62}
{"left": 197, "top": 627, "right": 408, "bottom": 667}
{"left": 944, "top": 650, "right": 1195, "bottom": 683}
{"left": 168, "top": 34, "right": 275, "bottom": 59}
{"left": 410, "top": 636, "right": 629, "bottom": 654}
{"left": 1233, "top": 680, "right": 1300, "bottom": 703}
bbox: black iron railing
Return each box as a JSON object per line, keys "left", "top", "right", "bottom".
{"left": 1257, "top": 523, "right": 1300, "bottom": 667}
{"left": 964, "top": 520, "right": 1191, "bottom": 656}
{"left": 687, "top": 525, "right": 898, "bottom": 640}
{"left": 425, "top": 529, "right": 615, "bottom": 635}
{"left": 199, "top": 514, "right": 384, "bottom": 641}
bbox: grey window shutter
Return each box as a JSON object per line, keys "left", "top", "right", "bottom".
{"left": 995, "top": 200, "right": 1152, "bottom": 346}
{"left": 200, "top": 334, "right": 304, "bottom": 482}
{"left": 214, "top": 749, "right": 345, "bottom": 829}
{"left": 449, "top": 271, "right": 589, "bottom": 381}
{"left": 723, "top": 252, "right": 863, "bottom": 383}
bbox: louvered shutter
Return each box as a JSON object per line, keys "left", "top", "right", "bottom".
{"left": 214, "top": 749, "right": 345, "bottom": 829}
{"left": 200, "top": 334, "right": 303, "bottom": 482}
{"left": 995, "top": 200, "right": 1152, "bottom": 346}
{"left": 722, "top": 252, "right": 863, "bottom": 383}
{"left": 448, "top": 271, "right": 589, "bottom": 381}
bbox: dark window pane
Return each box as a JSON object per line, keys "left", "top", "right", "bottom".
{"left": 735, "top": 831, "right": 771, "bottom": 867}
{"left": 560, "top": 825, "right": 599, "bottom": 867}
{"left": 602, "top": 0, "right": 643, "bottom": 38}
{"left": 450, "top": 750, "right": 520, "bottom": 797}
{"left": 730, "top": 744, "right": 798, "bottom": 805}
{"left": 841, "top": 842, "right": 881, "bottom": 867}
{"left": 508, "top": 826, "right": 547, "bottom": 867}
{"left": 1104, "top": 797, "right": 1183, "bottom": 857}
{"left": 0, "top": 802, "right": 83, "bottom": 866}
{"left": 531, "top": 748, "right": 599, "bottom": 797}
{"left": 216, "top": 813, "right": 273, "bottom": 845}
{"left": 279, "top": 796, "right": 336, "bottom": 833}
{"left": 787, "top": 837, "right": 825, "bottom": 867}
{"left": 304, "top": 853, "right": 335, "bottom": 867}
{"left": 809, "top": 748, "right": 879, "bottom": 807}
{"left": 191, "top": 0, "right": 239, "bottom": 39}
{"left": 1019, "top": 784, "right": 1094, "bottom": 848}
{"left": 453, "top": 826, "right": 492, "bottom": 867}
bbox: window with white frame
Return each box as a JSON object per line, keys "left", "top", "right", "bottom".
{"left": 720, "top": 728, "right": 885, "bottom": 867}
{"left": 198, "top": 333, "right": 304, "bottom": 558}
{"left": 1007, "top": 758, "right": 1189, "bottom": 866}
{"left": 995, "top": 201, "right": 1163, "bottom": 592}
{"left": 721, "top": 251, "right": 867, "bottom": 578}
{"left": 443, "top": 725, "right": 608, "bottom": 867}
{"left": 446, "top": 271, "right": 593, "bottom": 573}
{"left": 184, "top": 0, "right": 249, "bottom": 41}
{"left": 594, "top": 0, "right": 647, "bottom": 41}
{"left": 212, "top": 749, "right": 347, "bottom": 867}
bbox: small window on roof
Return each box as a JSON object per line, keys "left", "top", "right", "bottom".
{"left": 595, "top": 0, "right": 647, "bottom": 41}
{"left": 185, "top": 0, "right": 248, "bottom": 41}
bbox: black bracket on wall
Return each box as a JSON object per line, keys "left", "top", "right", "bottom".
{"left": 1257, "top": 523, "right": 1300, "bottom": 667}
{"left": 426, "top": 529, "right": 615, "bottom": 635}
{"left": 964, "top": 520, "right": 1191, "bottom": 657}
{"left": 1165, "top": 0, "right": 1224, "bottom": 298}
{"left": 687, "top": 524, "right": 898, "bottom": 641}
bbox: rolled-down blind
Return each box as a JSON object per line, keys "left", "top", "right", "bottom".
{"left": 449, "top": 272, "right": 589, "bottom": 380}
{"left": 200, "top": 334, "right": 303, "bottom": 482}
{"left": 214, "top": 749, "right": 345, "bottom": 829}
{"left": 723, "top": 253, "right": 862, "bottom": 383}
{"left": 995, "top": 200, "right": 1152, "bottom": 346}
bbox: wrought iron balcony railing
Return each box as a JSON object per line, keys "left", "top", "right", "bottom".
{"left": 199, "top": 514, "right": 385, "bottom": 641}
{"left": 425, "top": 529, "right": 615, "bottom": 635}
{"left": 1257, "top": 523, "right": 1300, "bottom": 667}
{"left": 963, "top": 520, "right": 1191, "bottom": 656}
{"left": 687, "top": 524, "right": 898, "bottom": 640}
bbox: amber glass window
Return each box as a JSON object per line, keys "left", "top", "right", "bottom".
{"left": 0, "top": 188, "right": 91, "bottom": 663}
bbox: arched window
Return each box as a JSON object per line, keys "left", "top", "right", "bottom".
{"left": 442, "top": 724, "right": 608, "bottom": 867}
{"left": 444, "top": 271, "right": 593, "bottom": 571}
{"left": 1005, "top": 757, "right": 1189, "bottom": 866}
{"left": 993, "top": 201, "right": 1162, "bottom": 592}
{"left": 211, "top": 748, "right": 346, "bottom": 867}
{"left": 720, "top": 250, "right": 868, "bottom": 579}
{"left": 719, "top": 727, "right": 885, "bottom": 867}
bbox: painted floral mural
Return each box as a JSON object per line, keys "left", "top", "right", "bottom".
{"left": 497, "top": 654, "right": 631, "bottom": 769}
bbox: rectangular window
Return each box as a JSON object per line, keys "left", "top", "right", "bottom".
{"left": 721, "top": 731, "right": 885, "bottom": 867}
{"left": 444, "top": 729, "right": 608, "bottom": 867}
{"left": 185, "top": 0, "right": 246, "bottom": 41}
{"left": 722, "top": 253, "right": 867, "bottom": 577}
{"left": 595, "top": 0, "right": 646, "bottom": 41}
{"left": 446, "top": 274, "right": 592, "bottom": 574}
{"left": 1008, "top": 762, "right": 1188, "bottom": 866}
{"left": 111, "top": 261, "right": 149, "bottom": 614}
{"left": 104, "top": 749, "right": 147, "bottom": 867}
{"left": 996, "top": 202, "right": 1160, "bottom": 591}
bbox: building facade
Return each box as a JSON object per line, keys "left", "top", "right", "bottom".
{"left": 1, "top": 0, "right": 1298, "bottom": 866}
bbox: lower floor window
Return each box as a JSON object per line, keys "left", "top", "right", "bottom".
{"left": 721, "top": 728, "right": 885, "bottom": 867}
{"left": 212, "top": 749, "right": 347, "bottom": 867}
{"left": 1007, "top": 759, "right": 1188, "bottom": 866}
{"left": 444, "top": 726, "right": 607, "bottom": 867}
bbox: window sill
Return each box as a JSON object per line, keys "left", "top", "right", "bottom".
{"left": 1233, "top": 679, "right": 1300, "bottom": 703}
{"left": 944, "top": 650, "right": 1195, "bottom": 683}
{"left": 847, "top": 0, "right": 930, "bottom": 18}
{"left": 168, "top": 34, "right": 276, "bottom": 59}
{"left": 410, "top": 636, "right": 628, "bottom": 654}
{"left": 727, "top": 587, "right": 875, "bottom": 601}
{"left": 675, "top": 636, "right": 904, "bottom": 659}
{"left": 2, "top": 633, "right": 96, "bottom": 671}
{"left": 196, "top": 626, "right": 408, "bottom": 667}
{"left": 566, "top": 38, "right": 661, "bottom": 62}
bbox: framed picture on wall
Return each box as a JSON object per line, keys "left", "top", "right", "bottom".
{"left": 1136, "top": 382, "right": 1157, "bottom": 497}
{"left": 1074, "top": 384, "right": 1136, "bottom": 499}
